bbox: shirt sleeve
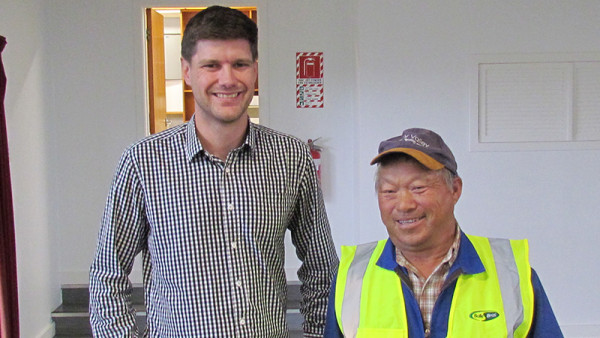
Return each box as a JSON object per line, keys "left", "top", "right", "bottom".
{"left": 89, "top": 150, "right": 148, "bottom": 337}
{"left": 528, "top": 268, "right": 564, "bottom": 337}
{"left": 288, "top": 147, "right": 339, "bottom": 337}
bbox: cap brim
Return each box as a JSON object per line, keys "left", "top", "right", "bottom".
{"left": 370, "top": 147, "right": 445, "bottom": 170}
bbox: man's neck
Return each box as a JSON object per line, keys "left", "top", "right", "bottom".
{"left": 402, "top": 247, "right": 451, "bottom": 279}
{"left": 399, "top": 226, "right": 459, "bottom": 279}
{"left": 194, "top": 115, "right": 249, "bottom": 161}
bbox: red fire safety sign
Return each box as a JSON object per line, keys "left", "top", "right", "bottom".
{"left": 296, "top": 52, "right": 324, "bottom": 108}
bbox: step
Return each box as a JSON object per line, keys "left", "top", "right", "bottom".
{"left": 58, "top": 282, "right": 301, "bottom": 308}
{"left": 52, "top": 303, "right": 146, "bottom": 337}
{"left": 53, "top": 282, "right": 304, "bottom": 337}
{"left": 53, "top": 305, "right": 303, "bottom": 337}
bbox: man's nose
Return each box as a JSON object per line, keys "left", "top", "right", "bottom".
{"left": 218, "top": 65, "right": 236, "bottom": 85}
{"left": 395, "top": 190, "right": 417, "bottom": 211}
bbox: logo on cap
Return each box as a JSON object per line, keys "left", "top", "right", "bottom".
{"left": 403, "top": 134, "right": 430, "bottom": 148}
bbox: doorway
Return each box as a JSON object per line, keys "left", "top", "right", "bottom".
{"left": 146, "top": 7, "right": 259, "bottom": 134}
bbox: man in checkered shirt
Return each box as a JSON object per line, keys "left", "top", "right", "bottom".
{"left": 90, "top": 6, "right": 338, "bottom": 337}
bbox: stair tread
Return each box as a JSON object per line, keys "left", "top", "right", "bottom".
{"left": 57, "top": 283, "right": 301, "bottom": 309}
{"left": 52, "top": 303, "right": 146, "bottom": 316}
{"left": 52, "top": 304, "right": 302, "bottom": 315}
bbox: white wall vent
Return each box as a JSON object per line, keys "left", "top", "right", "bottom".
{"left": 470, "top": 53, "right": 600, "bottom": 151}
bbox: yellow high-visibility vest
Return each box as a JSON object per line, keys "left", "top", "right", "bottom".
{"left": 335, "top": 235, "right": 534, "bottom": 338}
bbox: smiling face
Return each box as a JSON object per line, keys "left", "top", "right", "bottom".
{"left": 182, "top": 39, "right": 257, "bottom": 127}
{"left": 376, "top": 157, "right": 462, "bottom": 256}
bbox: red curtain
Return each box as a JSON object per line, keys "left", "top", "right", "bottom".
{"left": 0, "top": 35, "right": 20, "bottom": 338}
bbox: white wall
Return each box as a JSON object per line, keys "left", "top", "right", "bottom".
{"left": 44, "top": 0, "right": 144, "bottom": 284}
{"left": 262, "top": 0, "right": 360, "bottom": 275}
{"left": 0, "top": 1, "right": 60, "bottom": 337}
{"left": 2, "top": 0, "right": 599, "bottom": 336}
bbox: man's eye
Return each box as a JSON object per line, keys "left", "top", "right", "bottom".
{"left": 411, "top": 186, "right": 426, "bottom": 193}
{"left": 234, "top": 62, "right": 250, "bottom": 68}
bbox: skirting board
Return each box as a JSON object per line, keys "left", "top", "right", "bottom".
{"left": 36, "top": 322, "right": 55, "bottom": 338}
{"left": 561, "top": 325, "right": 600, "bottom": 337}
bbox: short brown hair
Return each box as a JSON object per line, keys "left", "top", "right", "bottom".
{"left": 181, "top": 6, "right": 258, "bottom": 62}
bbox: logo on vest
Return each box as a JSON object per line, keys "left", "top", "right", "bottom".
{"left": 469, "top": 311, "right": 500, "bottom": 322}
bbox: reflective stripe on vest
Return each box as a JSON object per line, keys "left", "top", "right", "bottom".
{"left": 335, "top": 235, "right": 534, "bottom": 337}
{"left": 337, "top": 241, "right": 379, "bottom": 338}
{"left": 336, "top": 240, "right": 408, "bottom": 338}
{"left": 448, "top": 235, "right": 534, "bottom": 337}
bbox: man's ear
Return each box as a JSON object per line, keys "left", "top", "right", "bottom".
{"left": 253, "top": 60, "right": 258, "bottom": 84}
{"left": 452, "top": 176, "right": 463, "bottom": 203}
{"left": 181, "top": 57, "right": 191, "bottom": 86}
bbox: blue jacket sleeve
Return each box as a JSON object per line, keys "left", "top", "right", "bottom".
{"left": 528, "top": 269, "right": 563, "bottom": 337}
{"left": 324, "top": 273, "right": 344, "bottom": 338}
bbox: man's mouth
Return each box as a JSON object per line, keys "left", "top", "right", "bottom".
{"left": 215, "top": 93, "right": 240, "bottom": 98}
{"left": 397, "top": 216, "right": 425, "bottom": 225}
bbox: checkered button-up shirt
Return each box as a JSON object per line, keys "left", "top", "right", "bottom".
{"left": 89, "top": 119, "right": 338, "bottom": 337}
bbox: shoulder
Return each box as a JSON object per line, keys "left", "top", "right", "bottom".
{"left": 249, "top": 123, "right": 311, "bottom": 160}
{"left": 251, "top": 123, "right": 308, "bottom": 149}
{"left": 123, "top": 123, "right": 187, "bottom": 159}
{"left": 340, "top": 239, "right": 391, "bottom": 266}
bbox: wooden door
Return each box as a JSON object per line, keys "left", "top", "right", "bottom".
{"left": 146, "top": 9, "right": 167, "bottom": 134}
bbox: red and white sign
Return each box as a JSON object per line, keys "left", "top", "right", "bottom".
{"left": 296, "top": 52, "right": 324, "bottom": 108}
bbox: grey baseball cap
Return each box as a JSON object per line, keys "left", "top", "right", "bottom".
{"left": 370, "top": 128, "right": 457, "bottom": 175}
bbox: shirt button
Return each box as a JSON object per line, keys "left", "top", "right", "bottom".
{"left": 235, "top": 280, "right": 242, "bottom": 287}
{"left": 231, "top": 241, "right": 237, "bottom": 249}
{"left": 227, "top": 203, "right": 234, "bottom": 211}
{"left": 225, "top": 168, "right": 231, "bottom": 174}
{"left": 240, "top": 318, "right": 246, "bottom": 325}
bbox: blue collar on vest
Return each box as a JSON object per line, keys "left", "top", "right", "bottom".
{"left": 376, "top": 231, "right": 486, "bottom": 276}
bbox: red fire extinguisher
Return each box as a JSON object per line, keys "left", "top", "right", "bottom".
{"left": 307, "top": 138, "right": 322, "bottom": 183}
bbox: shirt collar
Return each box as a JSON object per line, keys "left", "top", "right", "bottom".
{"left": 448, "top": 231, "right": 485, "bottom": 275}
{"left": 184, "top": 118, "right": 203, "bottom": 161}
{"left": 395, "top": 225, "right": 461, "bottom": 277}
{"left": 184, "top": 117, "right": 256, "bottom": 162}
{"left": 376, "top": 228, "right": 485, "bottom": 276}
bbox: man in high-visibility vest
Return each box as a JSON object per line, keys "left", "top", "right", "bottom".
{"left": 324, "top": 128, "right": 562, "bottom": 337}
